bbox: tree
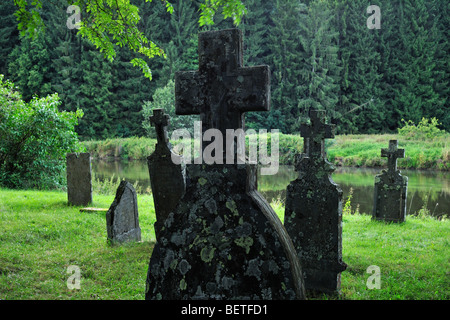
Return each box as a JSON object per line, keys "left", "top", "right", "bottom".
{"left": 13, "top": 0, "right": 247, "bottom": 80}
{"left": 0, "top": 75, "right": 83, "bottom": 189}
{"left": 7, "top": 31, "right": 53, "bottom": 101}
{"left": 334, "top": 0, "right": 384, "bottom": 134}
{"left": 142, "top": 80, "right": 199, "bottom": 138}
{"left": 0, "top": 2, "right": 20, "bottom": 75}
{"left": 268, "top": 0, "right": 304, "bottom": 133}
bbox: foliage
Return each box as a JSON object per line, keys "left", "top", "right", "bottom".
{"left": 142, "top": 80, "right": 199, "bottom": 138}
{"left": 398, "top": 117, "right": 448, "bottom": 140}
{"left": 3, "top": 0, "right": 449, "bottom": 139}
{"left": 0, "top": 75, "right": 84, "bottom": 189}
{"left": 12, "top": 0, "right": 246, "bottom": 80}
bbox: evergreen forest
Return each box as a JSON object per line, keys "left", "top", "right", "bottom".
{"left": 1, "top": 0, "right": 448, "bottom": 139}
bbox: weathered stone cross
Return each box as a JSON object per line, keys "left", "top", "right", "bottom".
{"left": 175, "top": 29, "right": 270, "bottom": 138}
{"left": 299, "top": 109, "right": 335, "bottom": 159}
{"left": 150, "top": 108, "right": 170, "bottom": 148}
{"left": 381, "top": 140, "right": 405, "bottom": 172}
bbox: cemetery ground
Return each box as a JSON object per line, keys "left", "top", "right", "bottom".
{"left": 0, "top": 187, "right": 448, "bottom": 300}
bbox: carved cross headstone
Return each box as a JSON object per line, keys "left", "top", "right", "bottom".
{"left": 147, "top": 109, "right": 186, "bottom": 241}
{"left": 373, "top": 140, "right": 408, "bottom": 223}
{"left": 300, "top": 109, "right": 335, "bottom": 159}
{"left": 381, "top": 140, "right": 405, "bottom": 173}
{"left": 285, "top": 109, "right": 347, "bottom": 295}
{"left": 146, "top": 29, "right": 305, "bottom": 300}
{"left": 175, "top": 28, "right": 270, "bottom": 157}
{"left": 151, "top": 108, "right": 170, "bottom": 148}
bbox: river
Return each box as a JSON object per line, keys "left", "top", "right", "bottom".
{"left": 91, "top": 160, "right": 449, "bottom": 218}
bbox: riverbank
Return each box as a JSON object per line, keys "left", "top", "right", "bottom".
{"left": 0, "top": 188, "right": 448, "bottom": 300}
{"left": 82, "top": 133, "right": 449, "bottom": 170}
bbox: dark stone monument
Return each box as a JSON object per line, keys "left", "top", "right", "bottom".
{"left": 284, "top": 109, "right": 347, "bottom": 295}
{"left": 373, "top": 140, "right": 408, "bottom": 223}
{"left": 106, "top": 180, "right": 141, "bottom": 244}
{"left": 145, "top": 28, "right": 305, "bottom": 300}
{"left": 66, "top": 152, "right": 92, "bottom": 206}
{"left": 147, "top": 108, "right": 186, "bottom": 241}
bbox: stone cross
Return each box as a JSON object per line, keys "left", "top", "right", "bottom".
{"left": 299, "top": 109, "right": 335, "bottom": 159}
{"left": 381, "top": 140, "right": 405, "bottom": 172}
{"left": 373, "top": 140, "right": 408, "bottom": 223}
{"left": 150, "top": 108, "right": 170, "bottom": 148}
{"left": 285, "top": 109, "right": 346, "bottom": 295}
{"left": 175, "top": 28, "right": 270, "bottom": 139}
{"left": 146, "top": 28, "right": 305, "bottom": 300}
{"left": 147, "top": 109, "right": 186, "bottom": 241}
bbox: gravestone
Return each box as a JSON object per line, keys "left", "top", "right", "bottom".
{"left": 145, "top": 28, "right": 305, "bottom": 300}
{"left": 284, "top": 109, "right": 347, "bottom": 294}
{"left": 147, "top": 108, "right": 186, "bottom": 241}
{"left": 373, "top": 140, "right": 408, "bottom": 223}
{"left": 66, "top": 152, "right": 92, "bottom": 206}
{"left": 106, "top": 180, "right": 141, "bottom": 243}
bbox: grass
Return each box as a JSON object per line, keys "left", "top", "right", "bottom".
{"left": 82, "top": 132, "right": 449, "bottom": 170}
{"left": 0, "top": 188, "right": 156, "bottom": 300}
{"left": 1, "top": 188, "right": 448, "bottom": 300}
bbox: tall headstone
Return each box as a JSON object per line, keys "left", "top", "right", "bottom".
{"left": 373, "top": 140, "right": 408, "bottom": 223}
{"left": 145, "top": 28, "right": 305, "bottom": 300}
{"left": 106, "top": 180, "right": 141, "bottom": 244}
{"left": 66, "top": 152, "right": 92, "bottom": 206}
{"left": 147, "top": 108, "right": 186, "bottom": 241}
{"left": 284, "top": 109, "right": 347, "bottom": 294}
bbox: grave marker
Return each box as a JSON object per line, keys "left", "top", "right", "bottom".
{"left": 147, "top": 108, "right": 186, "bottom": 241}
{"left": 66, "top": 152, "right": 92, "bottom": 206}
{"left": 106, "top": 180, "right": 141, "bottom": 244}
{"left": 373, "top": 140, "right": 408, "bottom": 223}
{"left": 145, "top": 28, "right": 305, "bottom": 300}
{"left": 284, "top": 109, "right": 347, "bottom": 294}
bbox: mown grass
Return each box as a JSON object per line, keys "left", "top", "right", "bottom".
{"left": 1, "top": 188, "right": 448, "bottom": 300}
{"left": 82, "top": 133, "right": 449, "bottom": 170}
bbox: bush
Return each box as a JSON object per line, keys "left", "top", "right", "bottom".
{"left": 398, "top": 117, "right": 447, "bottom": 140}
{"left": 141, "top": 80, "right": 199, "bottom": 138}
{"left": 0, "top": 75, "right": 83, "bottom": 189}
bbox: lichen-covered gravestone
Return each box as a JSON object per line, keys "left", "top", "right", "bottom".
{"left": 147, "top": 108, "right": 186, "bottom": 241}
{"left": 145, "top": 28, "right": 305, "bottom": 300}
{"left": 373, "top": 140, "right": 408, "bottom": 223}
{"left": 66, "top": 152, "right": 92, "bottom": 206}
{"left": 106, "top": 180, "right": 141, "bottom": 244}
{"left": 284, "top": 109, "right": 347, "bottom": 294}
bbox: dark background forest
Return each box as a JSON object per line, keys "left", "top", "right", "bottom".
{"left": 0, "top": 0, "right": 448, "bottom": 139}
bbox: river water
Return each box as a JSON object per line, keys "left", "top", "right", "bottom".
{"left": 92, "top": 160, "right": 449, "bottom": 218}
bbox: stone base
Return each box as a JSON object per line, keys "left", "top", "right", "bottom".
{"left": 146, "top": 163, "right": 305, "bottom": 300}
{"left": 373, "top": 171, "right": 408, "bottom": 223}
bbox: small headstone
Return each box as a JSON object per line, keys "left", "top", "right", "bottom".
{"left": 106, "top": 180, "right": 141, "bottom": 244}
{"left": 373, "top": 140, "right": 408, "bottom": 223}
{"left": 66, "top": 152, "right": 92, "bottom": 206}
{"left": 147, "top": 108, "right": 186, "bottom": 241}
{"left": 284, "top": 109, "right": 347, "bottom": 294}
{"left": 145, "top": 28, "right": 305, "bottom": 300}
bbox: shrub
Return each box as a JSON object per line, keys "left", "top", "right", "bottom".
{"left": 398, "top": 117, "right": 447, "bottom": 140}
{"left": 0, "top": 75, "right": 83, "bottom": 189}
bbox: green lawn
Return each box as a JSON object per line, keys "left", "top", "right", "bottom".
{"left": 1, "top": 188, "right": 448, "bottom": 300}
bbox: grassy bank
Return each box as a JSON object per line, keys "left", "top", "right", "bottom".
{"left": 82, "top": 133, "right": 449, "bottom": 170}
{"left": 1, "top": 188, "right": 448, "bottom": 300}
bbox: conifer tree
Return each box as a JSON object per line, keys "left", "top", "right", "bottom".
{"left": 268, "top": 0, "right": 304, "bottom": 133}
{"left": 296, "top": 0, "right": 341, "bottom": 130}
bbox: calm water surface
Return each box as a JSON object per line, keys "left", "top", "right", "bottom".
{"left": 92, "top": 160, "right": 449, "bottom": 218}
